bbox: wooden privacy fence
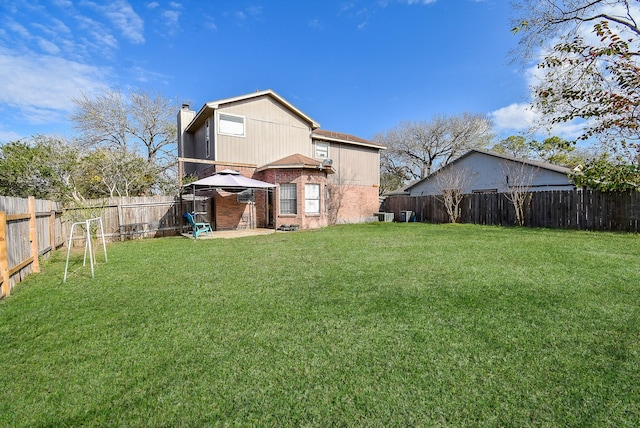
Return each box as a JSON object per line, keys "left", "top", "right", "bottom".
{"left": 64, "top": 196, "right": 185, "bottom": 245}
{"left": 0, "top": 196, "right": 63, "bottom": 298}
{"left": 383, "top": 189, "right": 640, "bottom": 232}
{"left": 0, "top": 195, "right": 191, "bottom": 299}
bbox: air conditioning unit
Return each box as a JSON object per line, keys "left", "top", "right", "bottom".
{"left": 375, "top": 212, "right": 394, "bottom": 222}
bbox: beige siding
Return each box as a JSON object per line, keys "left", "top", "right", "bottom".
{"left": 184, "top": 113, "right": 214, "bottom": 175}
{"left": 327, "top": 143, "right": 380, "bottom": 187}
{"left": 184, "top": 95, "right": 382, "bottom": 190}
{"left": 193, "top": 121, "right": 209, "bottom": 160}
{"left": 215, "top": 96, "right": 313, "bottom": 165}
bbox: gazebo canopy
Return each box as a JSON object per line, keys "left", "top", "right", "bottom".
{"left": 182, "top": 169, "right": 275, "bottom": 194}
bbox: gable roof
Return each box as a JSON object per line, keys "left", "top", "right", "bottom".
{"left": 312, "top": 129, "right": 386, "bottom": 150}
{"left": 185, "top": 89, "right": 320, "bottom": 132}
{"left": 403, "top": 149, "right": 575, "bottom": 192}
{"left": 256, "top": 153, "right": 335, "bottom": 174}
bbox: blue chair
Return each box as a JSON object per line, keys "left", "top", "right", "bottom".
{"left": 184, "top": 212, "right": 212, "bottom": 239}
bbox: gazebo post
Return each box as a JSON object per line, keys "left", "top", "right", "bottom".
{"left": 178, "top": 190, "right": 183, "bottom": 235}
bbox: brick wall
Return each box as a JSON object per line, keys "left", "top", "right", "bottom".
{"left": 330, "top": 185, "right": 380, "bottom": 224}
{"left": 199, "top": 167, "right": 379, "bottom": 231}
{"left": 198, "top": 164, "right": 255, "bottom": 179}
{"left": 257, "top": 168, "right": 330, "bottom": 230}
{"left": 209, "top": 167, "right": 272, "bottom": 230}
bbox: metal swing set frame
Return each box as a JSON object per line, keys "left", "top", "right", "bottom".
{"left": 63, "top": 217, "right": 108, "bottom": 283}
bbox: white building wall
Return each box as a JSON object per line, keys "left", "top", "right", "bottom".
{"left": 408, "top": 152, "right": 575, "bottom": 196}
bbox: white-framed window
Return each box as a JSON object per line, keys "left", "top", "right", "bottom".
{"left": 280, "top": 183, "right": 297, "bottom": 215}
{"left": 205, "top": 118, "right": 211, "bottom": 158}
{"left": 305, "top": 183, "right": 320, "bottom": 214}
{"left": 315, "top": 141, "right": 329, "bottom": 159}
{"left": 218, "top": 113, "right": 245, "bottom": 137}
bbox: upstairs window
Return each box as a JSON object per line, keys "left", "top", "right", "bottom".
{"left": 280, "top": 183, "right": 297, "bottom": 215}
{"left": 315, "top": 141, "right": 329, "bottom": 159}
{"left": 219, "top": 113, "right": 245, "bottom": 137}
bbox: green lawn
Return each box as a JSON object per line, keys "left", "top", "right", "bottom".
{"left": 1, "top": 223, "right": 639, "bottom": 426}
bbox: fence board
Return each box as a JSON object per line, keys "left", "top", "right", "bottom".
{"left": 0, "top": 196, "right": 63, "bottom": 298}
{"left": 382, "top": 189, "right": 639, "bottom": 233}
{"left": 63, "top": 196, "right": 182, "bottom": 244}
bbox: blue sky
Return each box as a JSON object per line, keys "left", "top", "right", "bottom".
{"left": 0, "top": 0, "right": 552, "bottom": 144}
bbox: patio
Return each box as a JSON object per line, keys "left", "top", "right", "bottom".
{"left": 181, "top": 228, "right": 277, "bottom": 239}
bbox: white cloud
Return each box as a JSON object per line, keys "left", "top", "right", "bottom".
{"left": 491, "top": 103, "right": 537, "bottom": 133}
{"left": 53, "top": 0, "right": 73, "bottom": 7}
{"left": 83, "top": 0, "right": 145, "bottom": 44}
{"left": 102, "top": 1, "right": 145, "bottom": 44}
{"left": 162, "top": 10, "right": 181, "bottom": 35}
{"left": 244, "top": 6, "right": 263, "bottom": 17}
{"left": 491, "top": 102, "right": 588, "bottom": 141}
{"left": 0, "top": 49, "right": 108, "bottom": 124}
{"left": 0, "top": 127, "right": 24, "bottom": 143}
{"left": 6, "top": 20, "right": 31, "bottom": 38}
{"left": 204, "top": 15, "right": 217, "bottom": 31}
{"left": 227, "top": 5, "right": 263, "bottom": 22}
{"left": 37, "top": 38, "right": 60, "bottom": 55}
{"left": 402, "top": 0, "right": 437, "bottom": 4}
{"left": 74, "top": 14, "right": 120, "bottom": 55}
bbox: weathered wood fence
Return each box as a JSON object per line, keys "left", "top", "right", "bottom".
{"left": 383, "top": 189, "right": 640, "bottom": 232}
{"left": 0, "top": 195, "right": 198, "bottom": 299}
{"left": 0, "top": 196, "right": 64, "bottom": 298}
{"left": 64, "top": 196, "right": 186, "bottom": 244}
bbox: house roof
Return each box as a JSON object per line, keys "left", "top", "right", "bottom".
{"left": 185, "top": 89, "right": 320, "bottom": 132}
{"left": 256, "top": 153, "right": 335, "bottom": 174}
{"left": 312, "top": 129, "right": 386, "bottom": 150}
{"left": 403, "top": 149, "right": 576, "bottom": 192}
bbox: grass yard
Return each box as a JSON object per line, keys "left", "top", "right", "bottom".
{"left": 1, "top": 223, "right": 639, "bottom": 426}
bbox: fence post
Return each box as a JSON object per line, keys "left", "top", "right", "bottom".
{"left": 0, "top": 211, "right": 9, "bottom": 297}
{"left": 117, "top": 203, "right": 124, "bottom": 241}
{"left": 49, "top": 200, "right": 56, "bottom": 251}
{"left": 28, "top": 196, "right": 40, "bottom": 273}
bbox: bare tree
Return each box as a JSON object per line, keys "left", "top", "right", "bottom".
{"left": 500, "top": 161, "right": 539, "bottom": 226}
{"left": 129, "top": 90, "right": 178, "bottom": 164}
{"left": 375, "top": 113, "right": 493, "bottom": 186}
{"left": 512, "top": 0, "right": 640, "bottom": 61}
{"left": 71, "top": 88, "right": 177, "bottom": 164}
{"left": 433, "top": 166, "right": 474, "bottom": 223}
{"left": 71, "top": 90, "right": 129, "bottom": 153}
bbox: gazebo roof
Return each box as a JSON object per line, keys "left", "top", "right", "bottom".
{"left": 256, "top": 153, "right": 335, "bottom": 173}
{"left": 181, "top": 169, "right": 275, "bottom": 194}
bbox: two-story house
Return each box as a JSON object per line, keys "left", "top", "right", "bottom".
{"left": 178, "top": 90, "right": 384, "bottom": 230}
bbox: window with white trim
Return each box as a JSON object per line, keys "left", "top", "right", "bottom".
{"left": 218, "top": 113, "right": 245, "bottom": 137}
{"left": 315, "top": 141, "right": 329, "bottom": 159}
{"left": 305, "top": 183, "right": 320, "bottom": 214}
{"left": 280, "top": 183, "right": 297, "bottom": 215}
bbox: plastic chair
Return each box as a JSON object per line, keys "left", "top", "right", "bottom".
{"left": 184, "top": 212, "right": 212, "bottom": 239}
